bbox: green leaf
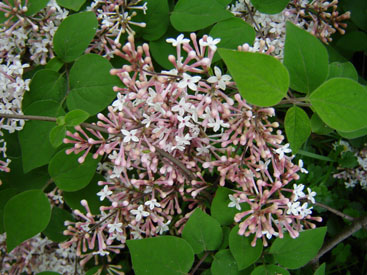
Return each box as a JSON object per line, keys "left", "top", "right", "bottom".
{"left": 211, "top": 249, "right": 240, "bottom": 275}
{"left": 335, "top": 31, "right": 367, "bottom": 58}
{"left": 19, "top": 100, "right": 65, "bottom": 173}
{"left": 338, "top": 128, "right": 367, "bottom": 139}
{"left": 284, "top": 22, "right": 329, "bottom": 93}
{"left": 49, "top": 125, "right": 66, "bottom": 148}
{"left": 170, "top": 0, "right": 233, "bottom": 31}
{"left": 284, "top": 106, "right": 311, "bottom": 153}
{"left": 64, "top": 109, "right": 90, "bottom": 126}
{"left": 209, "top": 17, "right": 256, "bottom": 62}
{"left": 53, "top": 12, "right": 98, "bottom": 63}
{"left": 314, "top": 263, "right": 326, "bottom": 275}
{"left": 250, "top": 0, "right": 289, "bottom": 14}
{"left": 42, "top": 207, "right": 74, "bottom": 242}
{"left": 25, "top": 0, "right": 49, "bottom": 16}
{"left": 182, "top": 208, "right": 223, "bottom": 254}
{"left": 327, "top": 62, "right": 358, "bottom": 81}
{"left": 251, "top": 264, "right": 290, "bottom": 275}
{"left": 36, "top": 272, "right": 62, "bottom": 275}
{"left": 310, "top": 113, "right": 333, "bottom": 135}
{"left": 309, "top": 78, "right": 367, "bottom": 132}
{"left": 140, "top": 0, "right": 169, "bottom": 41}
{"left": 0, "top": 188, "right": 19, "bottom": 233}
{"left": 56, "top": 0, "right": 86, "bottom": 11}
{"left": 297, "top": 150, "right": 335, "bottom": 162}
{"left": 45, "top": 57, "right": 64, "bottom": 72}
{"left": 49, "top": 150, "right": 99, "bottom": 191}
{"left": 338, "top": 151, "right": 358, "bottom": 169}
{"left": 341, "top": 0, "right": 367, "bottom": 31}
{"left": 211, "top": 187, "right": 248, "bottom": 226}
{"left": 22, "top": 69, "right": 66, "bottom": 109}
{"left": 127, "top": 236, "right": 194, "bottom": 275}
{"left": 269, "top": 227, "right": 327, "bottom": 269}
{"left": 229, "top": 225, "right": 263, "bottom": 270}
{"left": 4, "top": 190, "right": 51, "bottom": 252}
{"left": 218, "top": 49, "right": 289, "bottom": 106}
{"left": 63, "top": 174, "right": 107, "bottom": 215}
{"left": 66, "top": 54, "right": 121, "bottom": 115}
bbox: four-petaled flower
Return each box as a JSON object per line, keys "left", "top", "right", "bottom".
{"left": 144, "top": 199, "right": 161, "bottom": 210}
{"left": 275, "top": 143, "right": 292, "bottom": 159}
{"left": 306, "top": 187, "right": 317, "bottom": 204}
{"left": 107, "top": 222, "right": 123, "bottom": 233}
{"left": 121, "top": 129, "right": 139, "bottom": 143}
{"left": 130, "top": 205, "right": 150, "bottom": 221}
{"left": 293, "top": 184, "right": 305, "bottom": 201}
{"left": 166, "top": 34, "right": 190, "bottom": 47}
{"left": 97, "top": 185, "right": 112, "bottom": 201}
{"left": 177, "top": 73, "right": 201, "bottom": 91}
{"left": 228, "top": 194, "right": 241, "bottom": 210}
{"left": 199, "top": 36, "right": 221, "bottom": 51}
{"left": 156, "top": 220, "right": 171, "bottom": 235}
{"left": 298, "top": 159, "right": 308, "bottom": 174}
{"left": 207, "top": 66, "right": 232, "bottom": 90}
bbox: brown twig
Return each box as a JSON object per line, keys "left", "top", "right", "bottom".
{"left": 189, "top": 251, "right": 210, "bottom": 275}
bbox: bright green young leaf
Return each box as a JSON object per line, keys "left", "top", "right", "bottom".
{"left": 53, "top": 12, "right": 98, "bottom": 63}
{"left": 284, "top": 106, "right": 311, "bottom": 153}
{"left": 64, "top": 109, "right": 89, "bottom": 126}
{"left": 211, "top": 187, "right": 249, "bottom": 226}
{"left": 66, "top": 54, "right": 121, "bottom": 115}
{"left": 24, "top": 0, "right": 49, "bottom": 16}
{"left": 251, "top": 264, "right": 290, "bottom": 275}
{"left": 56, "top": 0, "right": 86, "bottom": 11}
{"left": 22, "top": 69, "right": 66, "bottom": 108}
{"left": 229, "top": 225, "right": 263, "bottom": 270}
{"left": 182, "top": 208, "right": 223, "bottom": 254}
{"left": 45, "top": 57, "right": 64, "bottom": 72}
{"left": 0, "top": 188, "right": 19, "bottom": 233}
{"left": 309, "top": 78, "right": 367, "bottom": 132}
{"left": 338, "top": 128, "right": 367, "bottom": 139}
{"left": 327, "top": 62, "right": 358, "bottom": 81}
{"left": 19, "top": 100, "right": 65, "bottom": 173}
{"left": 170, "top": 0, "right": 233, "bottom": 31}
{"left": 310, "top": 113, "right": 333, "bottom": 135}
{"left": 4, "top": 190, "right": 51, "bottom": 252}
{"left": 42, "top": 207, "right": 74, "bottom": 242}
{"left": 250, "top": 0, "right": 289, "bottom": 14}
{"left": 211, "top": 249, "right": 239, "bottom": 275}
{"left": 219, "top": 49, "right": 289, "bottom": 106}
{"left": 269, "top": 227, "right": 327, "bottom": 269}
{"left": 314, "top": 263, "right": 326, "bottom": 275}
{"left": 63, "top": 174, "right": 107, "bottom": 215}
{"left": 127, "top": 236, "right": 194, "bottom": 275}
{"left": 49, "top": 150, "right": 99, "bottom": 191}
{"left": 209, "top": 17, "right": 256, "bottom": 62}
{"left": 49, "top": 125, "right": 66, "bottom": 148}
{"left": 284, "top": 22, "right": 329, "bottom": 93}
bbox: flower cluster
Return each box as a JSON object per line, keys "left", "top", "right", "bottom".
{"left": 229, "top": 0, "right": 350, "bottom": 58}
{"left": 0, "top": 233, "right": 81, "bottom": 274}
{"left": 61, "top": 32, "right": 320, "bottom": 262}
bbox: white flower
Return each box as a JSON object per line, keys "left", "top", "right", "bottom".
{"left": 107, "top": 222, "right": 123, "bottom": 233}
{"left": 141, "top": 113, "right": 152, "bottom": 128}
{"left": 178, "top": 73, "right": 201, "bottom": 91}
{"left": 275, "top": 143, "right": 292, "bottom": 159}
{"left": 345, "top": 180, "right": 357, "bottom": 188}
{"left": 166, "top": 34, "right": 190, "bottom": 47}
{"left": 172, "top": 97, "right": 192, "bottom": 116}
{"left": 196, "top": 145, "right": 210, "bottom": 156}
{"left": 93, "top": 250, "right": 110, "bottom": 256}
{"left": 306, "top": 187, "right": 317, "bottom": 204}
{"left": 156, "top": 220, "right": 171, "bottom": 235}
{"left": 228, "top": 194, "right": 241, "bottom": 210}
{"left": 130, "top": 205, "right": 150, "bottom": 221}
{"left": 121, "top": 129, "right": 139, "bottom": 143}
{"left": 298, "top": 202, "right": 313, "bottom": 218}
{"left": 207, "top": 117, "right": 229, "bottom": 132}
{"left": 286, "top": 201, "right": 300, "bottom": 216}
{"left": 177, "top": 115, "right": 194, "bottom": 129}
{"left": 207, "top": 66, "right": 232, "bottom": 90}
{"left": 144, "top": 199, "right": 161, "bottom": 210}
{"left": 97, "top": 185, "right": 112, "bottom": 201}
{"left": 199, "top": 36, "right": 221, "bottom": 51}
{"left": 293, "top": 184, "right": 305, "bottom": 201}
{"left": 112, "top": 93, "right": 126, "bottom": 111}
{"left": 298, "top": 159, "right": 308, "bottom": 174}
{"left": 175, "top": 133, "right": 192, "bottom": 146}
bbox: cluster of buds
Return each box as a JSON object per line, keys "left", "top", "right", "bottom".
{"left": 86, "top": 0, "right": 148, "bottom": 58}
{"left": 62, "top": 32, "right": 320, "bottom": 262}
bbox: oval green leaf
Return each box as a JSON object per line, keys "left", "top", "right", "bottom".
{"left": 53, "top": 12, "right": 98, "bottom": 63}
{"left": 314, "top": 263, "right": 326, "bottom": 275}
{"left": 250, "top": 0, "right": 289, "bottom": 14}
{"left": 327, "top": 62, "right": 358, "bottom": 81}
{"left": 229, "top": 225, "right": 263, "bottom": 270}
{"left": 251, "top": 264, "right": 290, "bottom": 275}
{"left": 284, "top": 22, "right": 329, "bottom": 93}
{"left": 127, "top": 236, "right": 194, "bottom": 275}
{"left": 310, "top": 113, "right": 333, "bottom": 135}
{"left": 25, "top": 0, "right": 49, "bottom": 16}
{"left": 4, "top": 190, "right": 51, "bottom": 252}
{"left": 42, "top": 207, "right": 74, "bottom": 242}
{"left": 338, "top": 128, "right": 367, "bottom": 139}
{"left": 49, "top": 125, "right": 66, "bottom": 148}
{"left": 56, "top": 0, "right": 86, "bottom": 11}
{"left": 66, "top": 54, "right": 121, "bottom": 115}
{"left": 64, "top": 109, "right": 90, "bottom": 126}
{"left": 182, "top": 208, "right": 223, "bottom": 254}
{"left": 49, "top": 150, "right": 99, "bottom": 191}
{"left": 170, "top": 0, "right": 233, "bottom": 31}
{"left": 310, "top": 78, "right": 367, "bottom": 132}
{"left": 269, "top": 227, "right": 327, "bottom": 269}
{"left": 211, "top": 249, "right": 240, "bottom": 275}
{"left": 284, "top": 106, "right": 311, "bottom": 153}
{"left": 140, "top": 0, "right": 170, "bottom": 41}
{"left": 219, "top": 48, "right": 289, "bottom": 106}
{"left": 0, "top": 188, "right": 19, "bottom": 233}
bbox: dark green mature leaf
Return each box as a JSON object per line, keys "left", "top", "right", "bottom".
{"left": 250, "top": 0, "right": 289, "bottom": 14}
{"left": 284, "top": 106, "right": 311, "bottom": 153}
{"left": 66, "top": 54, "right": 121, "bottom": 115}
{"left": 310, "top": 113, "right": 333, "bottom": 135}
{"left": 182, "top": 208, "right": 223, "bottom": 254}
{"left": 19, "top": 100, "right": 64, "bottom": 173}
{"left": 49, "top": 150, "right": 99, "bottom": 192}
{"left": 269, "top": 227, "right": 327, "bottom": 269}
{"left": 310, "top": 78, "right": 367, "bottom": 132}
{"left": 229, "top": 225, "right": 262, "bottom": 270}
{"left": 327, "top": 62, "right": 358, "bottom": 81}
{"left": 170, "top": 0, "right": 233, "bottom": 31}
{"left": 284, "top": 22, "right": 328, "bottom": 93}
{"left": 341, "top": 0, "right": 367, "bottom": 31}
{"left": 0, "top": 188, "right": 18, "bottom": 233}
{"left": 24, "top": 0, "right": 49, "bottom": 16}
{"left": 209, "top": 17, "right": 256, "bottom": 62}
{"left": 64, "top": 109, "right": 89, "bottom": 126}
{"left": 211, "top": 249, "right": 239, "bottom": 275}
{"left": 127, "top": 236, "right": 194, "bottom": 275}
{"left": 23, "top": 69, "right": 66, "bottom": 109}
{"left": 49, "top": 125, "right": 66, "bottom": 148}
{"left": 43, "top": 207, "right": 74, "bottom": 242}
{"left": 45, "top": 57, "right": 64, "bottom": 72}
{"left": 251, "top": 264, "right": 290, "bottom": 275}
{"left": 140, "top": 0, "right": 169, "bottom": 41}
{"left": 53, "top": 12, "right": 98, "bottom": 63}
{"left": 211, "top": 187, "right": 249, "bottom": 226}
{"left": 63, "top": 174, "right": 107, "bottom": 215}
{"left": 219, "top": 49, "right": 289, "bottom": 106}
{"left": 314, "top": 263, "right": 326, "bottom": 275}
{"left": 4, "top": 190, "right": 51, "bottom": 252}
{"left": 56, "top": 0, "right": 86, "bottom": 11}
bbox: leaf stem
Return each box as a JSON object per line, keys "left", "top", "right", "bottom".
{"left": 189, "top": 251, "right": 210, "bottom": 275}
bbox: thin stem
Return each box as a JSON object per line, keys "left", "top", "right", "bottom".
{"left": 189, "top": 251, "right": 210, "bottom": 275}
{"left": 313, "top": 201, "right": 354, "bottom": 221}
